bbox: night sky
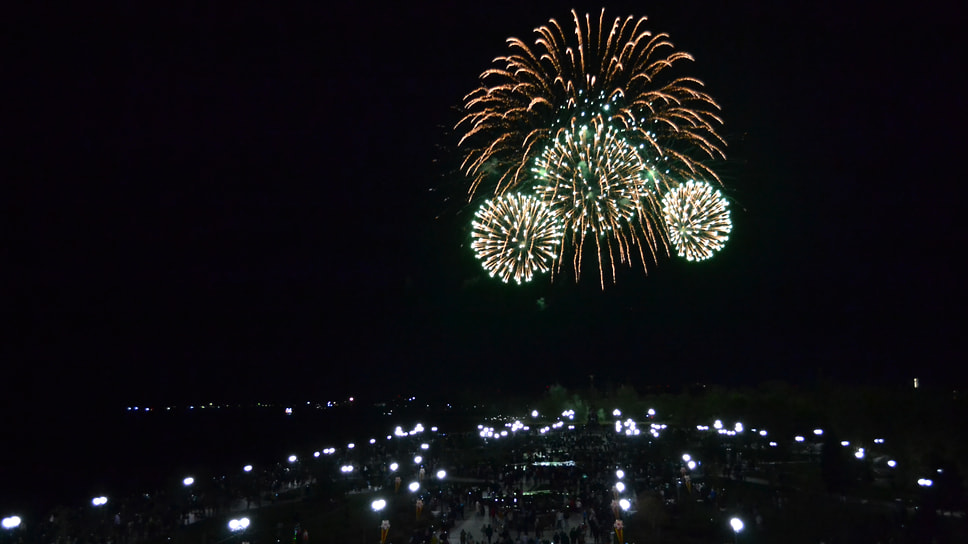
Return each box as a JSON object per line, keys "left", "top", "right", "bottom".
{"left": 9, "top": 1, "right": 966, "bottom": 411}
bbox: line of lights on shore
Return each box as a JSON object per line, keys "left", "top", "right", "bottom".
{"left": 5, "top": 404, "right": 934, "bottom": 537}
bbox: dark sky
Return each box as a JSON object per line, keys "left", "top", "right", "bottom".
{"left": 8, "top": 1, "right": 966, "bottom": 409}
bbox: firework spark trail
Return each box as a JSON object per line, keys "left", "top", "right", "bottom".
{"left": 458, "top": 9, "right": 730, "bottom": 285}
{"left": 457, "top": 8, "right": 725, "bottom": 201}
{"left": 661, "top": 180, "right": 732, "bottom": 261}
{"left": 532, "top": 116, "right": 664, "bottom": 287}
{"left": 470, "top": 194, "right": 564, "bottom": 284}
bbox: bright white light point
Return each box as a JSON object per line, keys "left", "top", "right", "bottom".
{"left": 795, "top": 436, "right": 805, "bottom": 442}
{"left": 616, "top": 469, "right": 625, "bottom": 479}
{"left": 619, "top": 498, "right": 631, "bottom": 511}
{"left": 437, "top": 470, "right": 446, "bottom": 479}
{"left": 408, "top": 482, "right": 420, "bottom": 492}
{"left": 730, "top": 518, "right": 744, "bottom": 533}
{"left": 414, "top": 456, "right": 422, "bottom": 464}
{"left": 228, "top": 518, "right": 250, "bottom": 532}
{"left": 734, "top": 422, "right": 743, "bottom": 433}
{"left": 612, "top": 409, "right": 621, "bottom": 417}
{"left": 420, "top": 443, "right": 429, "bottom": 450}
{"left": 615, "top": 482, "right": 625, "bottom": 493}
{"left": 918, "top": 478, "right": 933, "bottom": 487}
{"left": 687, "top": 460, "right": 697, "bottom": 470}
{"left": 855, "top": 450, "right": 865, "bottom": 459}
{"left": 390, "top": 462, "right": 399, "bottom": 471}
{"left": 2, "top": 517, "right": 21, "bottom": 530}
{"left": 183, "top": 477, "right": 194, "bottom": 486}
{"left": 370, "top": 439, "right": 376, "bottom": 444}
{"left": 713, "top": 420, "right": 723, "bottom": 429}
{"left": 288, "top": 455, "right": 297, "bottom": 463}
{"left": 243, "top": 464, "right": 253, "bottom": 472}
{"left": 887, "top": 460, "right": 897, "bottom": 468}
{"left": 759, "top": 430, "right": 767, "bottom": 436}
{"left": 371, "top": 499, "right": 387, "bottom": 512}
{"left": 91, "top": 496, "right": 108, "bottom": 506}
{"left": 347, "top": 443, "right": 355, "bottom": 449}
{"left": 840, "top": 441, "right": 850, "bottom": 447}
{"left": 314, "top": 451, "right": 320, "bottom": 458}
{"left": 813, "top": 429, "right": 823, "bottom": 435}
{"left": 769, "top": 441, "right": 778, "bottom": 447}
{"left": 682, "top": 454, "right": 691, "bottom": 462}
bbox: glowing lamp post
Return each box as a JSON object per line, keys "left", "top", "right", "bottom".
{"left": 380, "top": 520, "right": 391, "bottom": 544}
{"left": 91, "top": 496, "right": 108, "bottom": 507}
{"left": 2, "top": 515, "right": 22, "bottom": 543}
{"left": 228, "top": 517, "right": 250, "bottom": 532}
{"left": 729, "top": 517, "right": 744, "bottom": 543}
{"left": 183, "top": 477, "right": 194, "bottom": 487}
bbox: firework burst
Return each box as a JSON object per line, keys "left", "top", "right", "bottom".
{"left": 470, "top": 193, "right": 564, "bottom": 284}
{"left": 457, "top": 8, "right": 725, "bottom": 200}
{"left": 531, "top": 116, "right": 665, "bottom": 286}
{"left": 661, "top": 180, "right": 732, "bottom": 261}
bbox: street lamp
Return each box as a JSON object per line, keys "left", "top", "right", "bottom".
{"left": 371, "top": 499, "right": 387, "bottom": 512}
{"left": 183, "top": 477, "right": 194, "bottom": 487}
{"left": 729, "top": 517, "right": 744, "bottom": 543}
{"left": 91, "top": 496, "right": 108, "bottom": 507}
{"left": 228, "top": 517, "right": 250, "bottom": 532}
{"left": 1, "top": 516, "right": 22, "bottom": 530}
{"left": 380, "top": 520, "right": 390, "bottom": 544}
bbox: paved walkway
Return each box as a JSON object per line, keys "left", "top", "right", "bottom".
{"left": 446, "top": 512, "right": 588, "bottom": 544}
